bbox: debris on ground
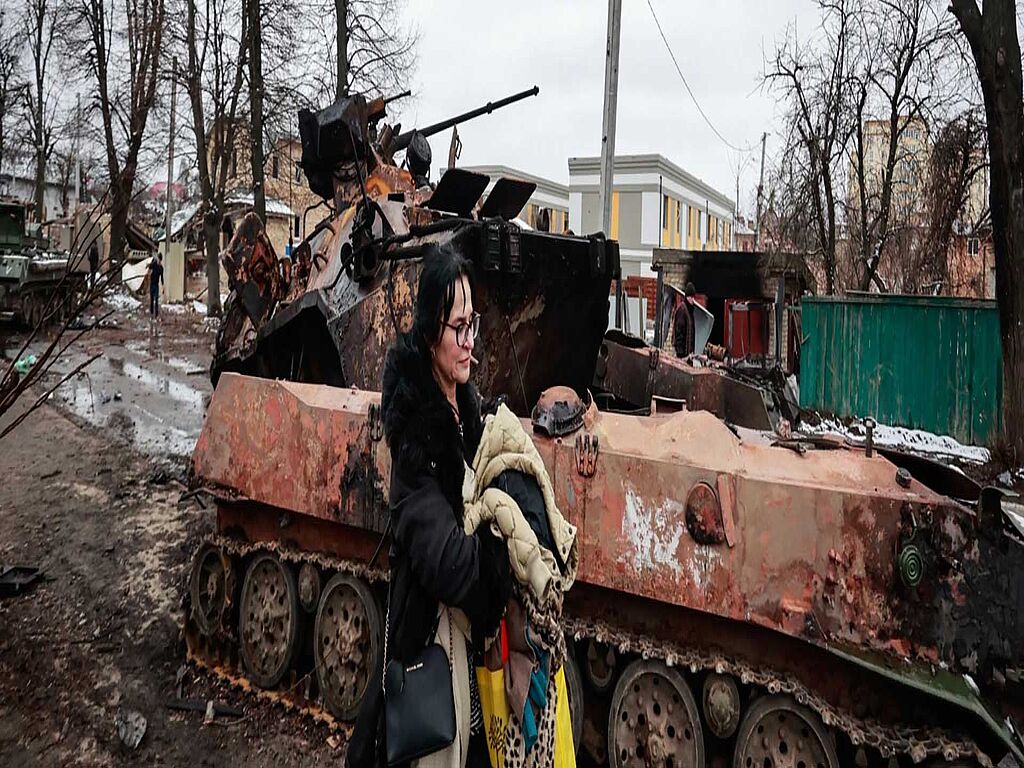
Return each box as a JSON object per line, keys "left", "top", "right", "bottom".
{"left": 165, "top": 698, "right": 243, "bottom": 722}
{"left": 13, "top": 354, "right": 37, "bottom": 376}
{"left": 0, "top": 565, "right": 43, "bottom": 597}
{"left": 114, "top": 707, "right": 147, "bottom": 750}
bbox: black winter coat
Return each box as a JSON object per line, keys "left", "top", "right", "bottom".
{"left": 347, "top": 331, "right": 510, "bottom": 768}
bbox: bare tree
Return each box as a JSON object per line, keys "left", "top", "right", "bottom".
{"left": 846, "top": 0, "right": 954, "bottom": 291}
{"left": 23, "top": 0, "right": 62, "bottom": 222}
{"left": 0, "top": 2, "right": 24, "bottom": 180}
{"left": 65, "top": 0, "right": 166, "bottom": 262}
{"left": 178, "top": 0, "right": 249, "bottom": 317}
{"left": 327, "top": 0, "right": 417, "bottom": 102}
{"left": 904, "top": 112, "right": 988, "bottom": 294}
{"left": 950, "top": 0, "right": 1024, "bottom": 460}
{"left": 247, "top": 0, "right": 266, "bottom": 222}
{"left": 766, "top": 0, "right": 860, "bottom": 294}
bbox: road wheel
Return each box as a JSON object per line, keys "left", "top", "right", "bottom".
{"left": 732, "top": 694, "right": 839, "bottom": 768}
{"left": 608, "top": 659, "right": 704, "bottom": 768}
{"left": 313, "top": 573, "right": 382, "bottom": 721}
{"left": 238, "top": 553, "right": 300, "bottom": 689}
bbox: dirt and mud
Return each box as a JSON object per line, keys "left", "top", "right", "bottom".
{"left": 0, "top": 296, "right": 342, "bottom": 766}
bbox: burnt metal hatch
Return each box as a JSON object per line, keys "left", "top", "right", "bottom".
{"left": 424, "top": 168, "right": 490, "bottom": 217}
{"left": 480, "top": 177, "right": 537, "bottom": 220}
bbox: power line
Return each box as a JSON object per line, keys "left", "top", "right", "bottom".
{"left": 646, "top": 0, "right": 755, "bottom": 154}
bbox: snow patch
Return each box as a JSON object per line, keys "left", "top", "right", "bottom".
{"left": 162, "top": 303, "right": 185, "bottom": 314}
{"left": 103, "top": 289, "right": 142, "bottom": 312}
{"left": 192, "top": 300, "right": 208, "bottom": 314}
{"left": 801, "top": 417, "right": 990, "bottom": 464}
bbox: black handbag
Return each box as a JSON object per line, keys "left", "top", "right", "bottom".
{"left": 383, "top": 593, "right": 456, "bottom": 766}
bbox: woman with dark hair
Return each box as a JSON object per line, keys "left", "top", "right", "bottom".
{"left": 348, "top": 242, "right": 510, "bottom": 768}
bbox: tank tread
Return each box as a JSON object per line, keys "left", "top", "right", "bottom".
{"left": 185, "top": 535, "right": 991, "bottom": 765}
{"left": 183, "top": 534, "right": 390, "bottom": 732}
{"left": 562, "top": 615, "right": 992, "bottom": 767}
{"left": 185, "top": 643, "right": 351, "bottom": 734}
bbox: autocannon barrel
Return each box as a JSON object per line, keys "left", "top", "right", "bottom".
{"left": 390, "top": 85, "right": 539, "bottom": 153}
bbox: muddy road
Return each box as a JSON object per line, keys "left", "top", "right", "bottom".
{"left": 0, "top": 297, "right": 341, "bottom": 766}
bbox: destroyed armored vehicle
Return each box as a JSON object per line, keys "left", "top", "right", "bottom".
{"left": 186, "top": 89, "right": 1024, "bottom": 768}
{"left": 0, "top": 201, "right": 80, "bottom": 327}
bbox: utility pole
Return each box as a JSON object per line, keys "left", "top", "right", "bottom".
{"left": 73, "top": 93, "right": 81, "bottom": 213}
{"left": 600, "top": 0, "right": 624, "bottom": 331}
{"left": 165, "top": 56, "right": 178, "bottom": 245}
{"left": 754, "top": 131, "right": 767, "bottom": 250}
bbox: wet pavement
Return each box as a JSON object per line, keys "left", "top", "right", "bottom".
{"left": 9, "top": 310, "right": 215, "bottom": 463}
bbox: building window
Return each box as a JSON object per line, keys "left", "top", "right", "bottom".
{"left": 272, "top": 153, "right": 279, "bottom": 179}
{"left": 968, "top": 238, "right": 980, "bottom": 256}
{"left": 675, "top": 200, "right": 681, "bottom": 235}
{"left": 662, "top": 195, "right": 669, "bottom": 228}
{"left": 294, "top": 215, "right": 300, "bottom": 238}
{"left": 230, "top": 149, "right": 237, "bottom": 178}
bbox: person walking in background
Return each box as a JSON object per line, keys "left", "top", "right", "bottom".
{"left": 88, "top": 240, "right": 99, "bottom": 291}
{"left": 147, "top": 253, "right": 164, "bottom": 317}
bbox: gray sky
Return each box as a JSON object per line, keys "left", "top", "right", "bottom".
{"left": 403, "top": 0, "right": 820, "bottom": 217}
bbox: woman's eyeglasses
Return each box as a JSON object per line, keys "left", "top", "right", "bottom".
{"left": 443, "top": 312, "right": 481, "bottom": 346}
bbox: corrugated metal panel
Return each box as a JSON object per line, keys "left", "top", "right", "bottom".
{"left": 800, "top": 294, "right": 1002, "bottom": 444}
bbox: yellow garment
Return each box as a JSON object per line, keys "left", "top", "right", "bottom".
{"left": 476, "top": 664, "right": 575, "bottom": 768}
{"left": 463, "top": 404, "right": 578, "bottom": 602}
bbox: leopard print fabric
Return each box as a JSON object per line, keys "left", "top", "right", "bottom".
{"left": 502, "top": 675, "right": 558, "bottom": 768}
{"left": 498, "top": 581, "right": 567, "bottom": 768}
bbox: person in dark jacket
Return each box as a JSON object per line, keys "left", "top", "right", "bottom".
{"left": 673, "top": 281, "right": 697, "bottom": 358}
{"left": 348, "top": 243, "right": 510, "bottom": 768}
{"left": 147, "top": 253, "right": 164, "bottom": 317}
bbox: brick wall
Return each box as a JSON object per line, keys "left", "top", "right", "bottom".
{"left": 619, "top": 276, "right": 658, "bottom": 320}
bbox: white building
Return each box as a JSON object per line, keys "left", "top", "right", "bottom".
{"left": 568, "top": 154, "right": 736, "bottom": 279}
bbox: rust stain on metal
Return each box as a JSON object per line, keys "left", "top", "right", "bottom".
{"left": 717, "top": 473, "right": 737, "bottom": 547}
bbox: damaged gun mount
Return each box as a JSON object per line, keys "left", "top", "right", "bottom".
{"left": 214, "top": 85, "right": 618, "bottom": 417}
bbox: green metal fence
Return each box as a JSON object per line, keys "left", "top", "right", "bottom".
{"left": 799, "top": 294, "right": 1003, "bottom": 445}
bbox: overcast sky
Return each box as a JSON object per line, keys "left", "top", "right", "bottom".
{"left": 401, "top": 0, "right": 821, "bottom": 216}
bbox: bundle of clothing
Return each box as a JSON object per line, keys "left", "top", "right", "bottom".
{"left": 463, "top": 404, "right": 579, "bottom": 768}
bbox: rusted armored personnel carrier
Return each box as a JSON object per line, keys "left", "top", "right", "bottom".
{"left": 186, "top": 90, "right": 1024, "bottom": 768}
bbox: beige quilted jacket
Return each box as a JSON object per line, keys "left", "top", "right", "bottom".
{"left": 463, "top": 404, "right": 578, "bottom": 601}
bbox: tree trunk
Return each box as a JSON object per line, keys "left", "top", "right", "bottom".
{"left": 335, "top": 0, "right": 347, "bottom": 100}
{"left": 204, "top": 208, "right": 222, "bottom": 316}
{"left": 248, "top": 0, "right": 266, "bottom": 223}
{"left": 952, "top": 0, "right": 1024, "bottom": 460}
{"left": 33, "top": 85, "right": 45, "bottom": 222}
{"left": 107, "top": 168, "right": 133, "bottom": 263}
{"left": 34, "top": 130, "right": 45, "bottom": 222}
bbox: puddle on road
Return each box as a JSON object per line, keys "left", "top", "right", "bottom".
{"left": 122, "top": 339, "right": 209, "bottom": 375}
{"left": 54, "top": 354, "right": 210, "bottom": 459}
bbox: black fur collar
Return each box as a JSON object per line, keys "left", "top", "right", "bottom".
{"left": 381, "top": 331, "right": 482, "bottom": 513}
